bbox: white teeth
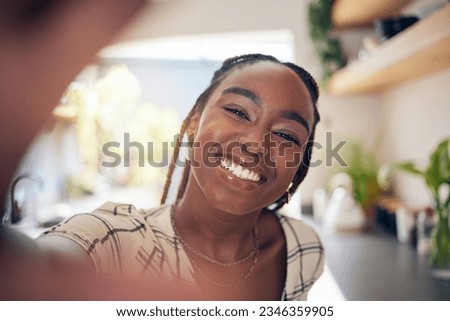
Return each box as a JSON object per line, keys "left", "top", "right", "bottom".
{"left": 220, "top": 158, "right": 261, "bottom": 182}
{"left": 241, "top": 168, "right": 250, "bottom": 178}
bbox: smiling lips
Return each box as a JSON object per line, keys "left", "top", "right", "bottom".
{"left": 220, "top": 158, "right": 265, "bottom": 183}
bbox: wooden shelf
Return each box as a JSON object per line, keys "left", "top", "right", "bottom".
{"left": 328, "top": 4, "right": 450, "bottom": 95}
{"left": 332, "top": 0, "right": 413, "bottom": 28}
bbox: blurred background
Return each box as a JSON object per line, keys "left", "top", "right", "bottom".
{"left": 3, "top": 0, "right": 449, "bottom": 300}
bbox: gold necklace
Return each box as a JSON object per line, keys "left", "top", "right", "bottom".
{"left": 170, "top": 205, "right": 260, "bottom": 287}
{"left": 189, "top": 247, "right": 259, "bottom": 288}
{"left": 170, "top": 205, "right": 259, "bottom": 267}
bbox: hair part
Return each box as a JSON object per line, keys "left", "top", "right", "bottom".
{"left": 161, "top": 54, "right": 320, "bottom": 210}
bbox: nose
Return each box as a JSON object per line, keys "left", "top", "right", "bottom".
{"left": 241, "top": 140, "right": 265, "bottom": 156}
{"left": 239, "top": 126, "right": 267, "bottom": 155}
{"left": 238, "top": 141, "right": 264, "bottom": 168}
{"left": 239, "top": 128, "right": 274, "bottom": 167}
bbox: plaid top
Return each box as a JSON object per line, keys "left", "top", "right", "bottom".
{"left": 41, "top": 202, "right": 324, "bottom": 300}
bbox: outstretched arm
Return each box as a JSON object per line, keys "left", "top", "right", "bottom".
{"left": 0, "top": 0, "right": 145, "bottom": 204}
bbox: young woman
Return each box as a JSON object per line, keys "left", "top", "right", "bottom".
{"left": 38, "top": 54, "right": 324, "bottom": 300}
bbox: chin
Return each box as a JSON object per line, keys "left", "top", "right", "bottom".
{"left": 208, "top": 192, "right": 269, "bottom": 216}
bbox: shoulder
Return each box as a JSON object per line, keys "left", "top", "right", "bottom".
{"left": 42, "top": 202, "right": 153, "bottom": 238}
{"left": 276, "top": 213, "right": 323, "bottom": 249}
{"left": 46, "top": 201, "right": 173, "bottom": 237}
{"left": 40, "top": 202, "right": 173, "bottom": 275}
{"left": 275, "top": 213, "right": 324, "bottom": 268}
{"left": 274, "top": 212, "right": 325, "bottom": 300}
{"left": 54, "top": 202, "right": 170, "bottom": 229}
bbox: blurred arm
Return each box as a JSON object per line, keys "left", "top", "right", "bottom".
{"left": 36, "top": 235, "right": 95, "bottom": 272}
{"left": 0, "top": 0, "right": 145, "bottom": 204}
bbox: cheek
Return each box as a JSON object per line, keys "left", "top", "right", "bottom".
{"left": 271, "top": 144, "right": 302, "bottom": 190}
{"left": 193, "top": 116, "right": 229, "bottom": 146}
{"left": 275, "top": 143, "right": 303, "bottom": 170}
{"left": 190, "top": 132, "right": 222, "bottom": 167}
{"left": 190, "top": 114, "right": 238, "bottom": 165}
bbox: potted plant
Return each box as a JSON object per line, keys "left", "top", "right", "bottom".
{"left": 307, "top": 0, "right": 346, "bottom": 86}
{"left": 335, "top": 140, "right": 382, "bottom": 220}
{"left": 380, "top": 138, "right": 450, "bottom": 279}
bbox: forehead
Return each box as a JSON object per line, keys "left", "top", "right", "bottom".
{"left": 212, "top": 61, "right": 314, "bottom": 122}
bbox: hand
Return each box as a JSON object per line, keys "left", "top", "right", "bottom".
{"left": 0, "top": 0, "right": 145, "bottom": 202}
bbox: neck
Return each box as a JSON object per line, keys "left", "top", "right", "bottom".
{"left": 173, "top": 192, "right": 262, "bottom": 262}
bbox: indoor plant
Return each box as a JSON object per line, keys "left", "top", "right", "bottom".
{"left": 307, "top": 0, "right": 346, "bottom": 85}
{"left": 334, "top": 140, "right": 382, "bottom": 221}
{"left": 380, "top": 138, "right": 450, "bottom": 279}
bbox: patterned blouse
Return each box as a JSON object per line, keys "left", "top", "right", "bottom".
{"left": 41, "top": 202, "right": 324, "bottom": 300}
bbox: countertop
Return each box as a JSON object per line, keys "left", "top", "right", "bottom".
{"left": 303, "top": 215, "right": 450, "bottom": 300}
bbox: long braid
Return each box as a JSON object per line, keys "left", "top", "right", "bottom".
{"left": 176, "top": 161, "right": 190, "bottom": 201}
{"left": 161, "top": 53, "right": 320, "bottom": 210}
{"left": 160, "top": 108, "right": 196, "bottom": 204}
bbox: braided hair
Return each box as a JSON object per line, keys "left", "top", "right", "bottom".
{"left": 160, "top": 54, "right": 320, "bottom": 210}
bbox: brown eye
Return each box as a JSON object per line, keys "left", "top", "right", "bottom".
{"left": 223, "top": 106, "right": 250, "bottom": 121}
{"left": 274, "top": 131, "right": 300, "bottom": 146}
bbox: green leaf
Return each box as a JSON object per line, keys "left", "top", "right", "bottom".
{"left": 307, "top": 0, "right": 345, "bottom": 84}
{"left": 424, "top": 139, "right": 450, "bottom": 194}
{"left": 396, "top": 162, "right": 424, "bottom": 176}
{"left": 334, "top": 140, "right": 381, "bottom": 208}
{"left": 377, "top": 162, "right": 425, "bottom": 191}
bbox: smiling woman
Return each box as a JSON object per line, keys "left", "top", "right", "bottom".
{"left": 38, "top": 54, "right": 324, "bottom": 300}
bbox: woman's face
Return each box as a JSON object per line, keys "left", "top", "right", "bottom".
{"left": 189, "top": 62, "right": 315, "bottom": 215}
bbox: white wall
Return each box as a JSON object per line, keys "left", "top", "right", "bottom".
{"left": 119, "top": 0, "right": 322, "bottom": 76}
{"left": 302, "top": 93, "right": 380, "bottom": 202}
{"left": 379, "top": 70, "right": 450, "bottom": 207}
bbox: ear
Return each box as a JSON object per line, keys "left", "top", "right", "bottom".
{"left": 186, "top": 110, "right": 201, "bottom": 145}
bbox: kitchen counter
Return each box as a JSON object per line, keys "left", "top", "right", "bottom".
{"left": 303, "top": 215, "right": 450, "bottom": 300}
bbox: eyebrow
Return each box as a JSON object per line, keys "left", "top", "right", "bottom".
{"left": 281, "top": 110, "right": 310, "bottom": 134}
{"left": 222, "top": 86, "right": 262, "bottom": 106}
{"left": 222, "top": 86, "right": 310, "bottom": 134}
